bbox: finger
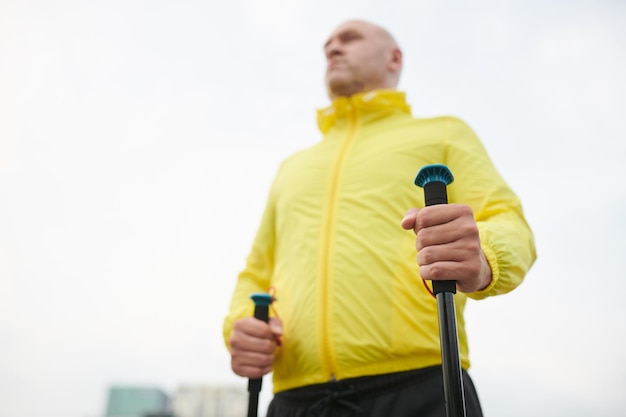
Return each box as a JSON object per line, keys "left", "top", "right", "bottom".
{"left": 419, "top": 260, "right": 482, "bottom": 283}
{"left": 401, "top": 209, "right": 419, "bottom": 230}
{"left": 230, "top": 330, "right": 277, "bottom": 354}
{"left": 415, "top": 204, "right": 473, "bottom": 229}
{"left": 234, "top": 317, "right": 274, "bottom": 339}
{"left": 233, "top": 364, "right": 273, "bottom": 379}
{"left": 232, "top": 349, "right": 275, "bottom": 369}
{"left": 416, "top": 220, "right": 479, "bottom": 251}
{"left": 232, "top": 356, "right": 274, "bottom": 378}
{"left": 417, "top": 244, "right": 479, "bottom": 267}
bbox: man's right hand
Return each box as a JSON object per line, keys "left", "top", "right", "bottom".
{"left": 229, "top": 317, "right": 283, "bottom": 379}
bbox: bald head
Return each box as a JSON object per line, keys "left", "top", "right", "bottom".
{"left": 324, "top": 20, "right": 403, "bottom": 99}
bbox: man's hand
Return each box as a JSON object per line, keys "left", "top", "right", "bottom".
{"left": 401, "top": 204, "right": 492, "bottom": 293}
{"left": 229, "top": 317, "right": 283, "bottom": 379}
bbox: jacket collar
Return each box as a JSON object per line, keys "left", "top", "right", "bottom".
{"left": 316, "top": 89, "right": 412, "bottom": 134}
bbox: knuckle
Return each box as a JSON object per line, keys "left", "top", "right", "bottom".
{"left": 458, "top": 220, "right": 478, "bottom": 237}
{"left": 238, "top": 365, "right": 261, "bottom": 379}
{"left": 459, "top": 204, "right": 474, "bottom": 216}
{"left": 465, "top": 240, "right": 482, "bottom": 258}
{"left": 419, "top": 263, "right": 441, "bottom": 280}
{"left": 415, "top": 229, "right": 429, "bottom": 249}
{"left": 417, "top": 247, "right": 434, "bottom": 265}
{"left": 415, "top": 210, "right": 431, "bottom": 228}
{"left": 251, "top": 368, "right": 265, "bottom": 378}
{"left": 261, "top": 353, "right": 276, "bottom": 367}
{"left": 230, "top": 355, "right": 243, "bottom": 372}
{"left": 229, "top": 334, "right": 241, "bottom": 349}
{"left": 428, "top": 263, "right": 445, "bottom": 279}
{"left": 233, "top": 318, "right": 248, "bottom": 331}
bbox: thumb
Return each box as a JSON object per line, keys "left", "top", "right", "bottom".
{"left": 401, "top": 208, "right": 419, "bottom": 230}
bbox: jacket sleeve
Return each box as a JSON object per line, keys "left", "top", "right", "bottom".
{"left": 443, "top": 117, "right": 537, "bottom": 299}
{"left": 222, "top": 179, "right": 277, "bottom": 350}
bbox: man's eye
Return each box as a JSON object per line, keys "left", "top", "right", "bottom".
{"left": 342, "top": 33, "right": 361, "bottom": 42}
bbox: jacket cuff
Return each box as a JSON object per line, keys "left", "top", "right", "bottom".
{"left": 467, "top": 243, "right": 499, "bottom": 300}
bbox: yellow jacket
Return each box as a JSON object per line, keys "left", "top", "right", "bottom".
{"left": 223, "top": 90, "right": 536, "bottom": 393}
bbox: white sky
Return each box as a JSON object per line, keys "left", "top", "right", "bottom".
{"left": 1, "top": 1, "right": 625, "bottom": 416}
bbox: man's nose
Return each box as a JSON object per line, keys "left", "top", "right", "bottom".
{"left": 326, "top": 45, "right": 343, "bottom": 60}
{"left": 325, "top": 39, "right": 344, "bottom": 59}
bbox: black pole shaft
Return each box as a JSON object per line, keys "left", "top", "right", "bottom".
{"left": 247, "top": 392, "right": 260, "bottom": 417}
{"left": 247, "top": 304, "right": 269, "bottom": 417}
{"left": 423, "top": 181, "right": 467, "bottom": 417}
{"left": 437, "top": 292, "right": 466, "bottom": 417}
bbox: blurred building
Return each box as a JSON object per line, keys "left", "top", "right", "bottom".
{"left": 171, "top": 385, "right": 247, "bottom": 417}
{"left": 105, "top": 386, "right": 170, "bottom": 417}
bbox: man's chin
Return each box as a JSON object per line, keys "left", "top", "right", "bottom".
{"left": 327, "top": 81, "right": 363, "bottom": 99}
{"left": 327, "top": 76, "right": 355, "bottom": 95}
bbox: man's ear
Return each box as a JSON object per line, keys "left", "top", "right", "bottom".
{"left": 388, "top": 48, "right": 403, "bottom": 73}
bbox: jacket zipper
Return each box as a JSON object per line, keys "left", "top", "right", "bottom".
{"left": 319, "top": 103, "right": 358, "bottom": 381}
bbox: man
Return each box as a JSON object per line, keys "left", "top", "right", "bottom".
{"left": 223, "top": 20, "right": 536, "bottom": 416}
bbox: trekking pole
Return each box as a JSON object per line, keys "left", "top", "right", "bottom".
{"left": 247, "top": 293, "right": 273, "bottom": 417}
{"left": 415, "top": 164, "right": 467, "bottom": 417}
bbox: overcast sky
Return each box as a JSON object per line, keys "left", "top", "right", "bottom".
{"left": 1, "top": 1, "right": 625, "bottom": 416}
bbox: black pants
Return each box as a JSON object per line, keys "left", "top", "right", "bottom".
{"left": 267, "top": 366, "right": 483, "bottom": 417}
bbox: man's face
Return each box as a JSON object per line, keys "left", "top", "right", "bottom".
{"left": 323, "top": 21, "right": 394, "bottom": 99}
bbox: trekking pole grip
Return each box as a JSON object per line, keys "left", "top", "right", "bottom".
{"left": 247, "top": 293, "right": 273, "bottom": 417}
{"left": 414, "top": 164, "right": 456, "bottom": 294}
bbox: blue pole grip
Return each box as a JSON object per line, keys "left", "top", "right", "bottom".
{"left": 250, "top": 293, "right": 272, "bottom": 322}
{"left": 415, "top": 164, "right": 454, "bottom": 207}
